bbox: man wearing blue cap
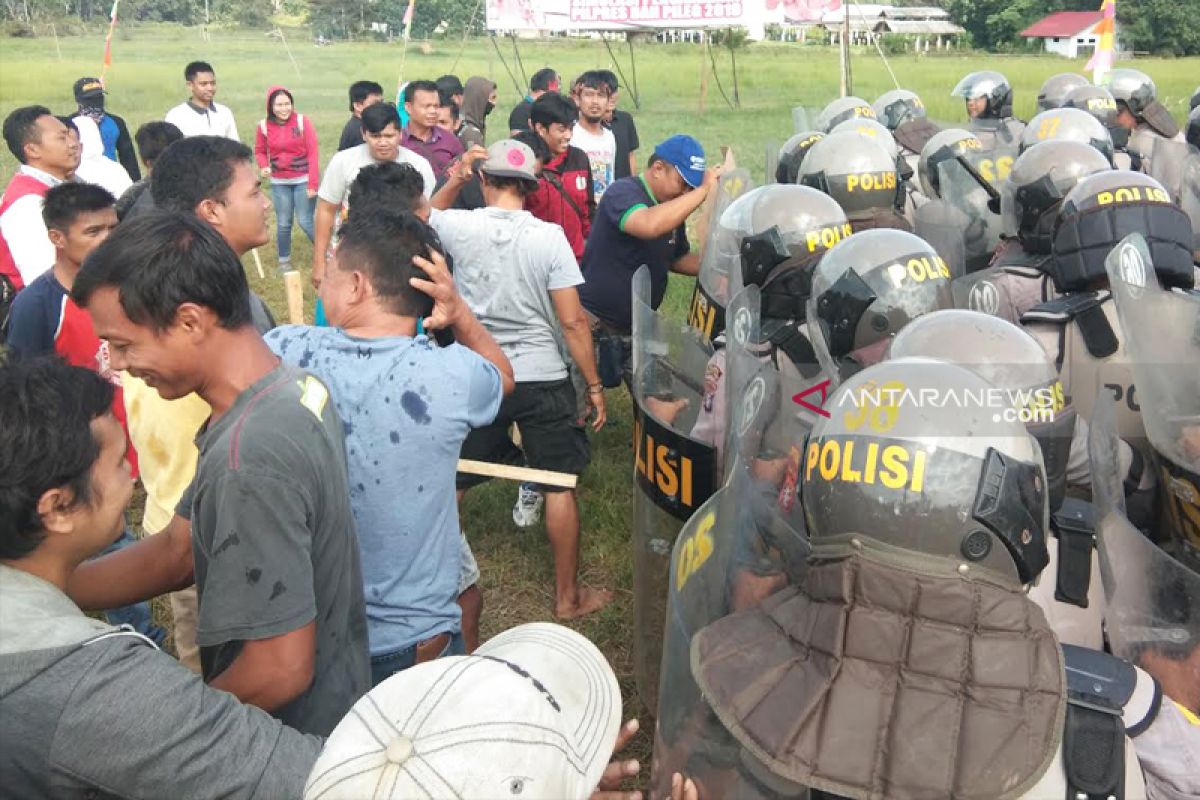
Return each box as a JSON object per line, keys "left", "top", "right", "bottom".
{"left": 578, "top": 134, "right": 721, "bottom": 384}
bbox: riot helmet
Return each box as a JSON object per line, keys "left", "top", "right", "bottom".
{"left": 1001, "top": 140, "right": 1112, "bottom": 254}
{"left": 814, "top": 95, "right": 876, "bottom": 133}
{"left": 952, "top": 70, "right": 1014, "bottom": 119}
{"left": 1050, "top": 171, "right": 1196, "bottom": 293}
{"left": 887, "top": 309, "right": 1076, "bottom": 511}
{"left": 1108, "top": 68, "right": 1157, "bottom": 118}
{"left": 1019, "top": 107, "right": 1115, "bottom": 164}
{"left": 801, "top": 358, "right": 1050, "bottom": 586}
{"left": 806, "top": 229, "right": 954, "bottom": 373}
{"left": 774, "top": 130, "right": 824, "bottom": 184}
{"left": 1037, "top": 73, "right": 1090, "bottom": 113}
{"left": 1064, "top": 84, "right": 1129, "bottom": 150}
{"left": 1109, "top": 67, "right": 1180, "bottom": 139}
{"left": 1192, "top": 86, "right": 1200, "bottom": 112}
{"left": 829, "top": 117, "right": 900, "bottom": 158}
{"left": 1187, "top": 105, "right": 1200, "bottom": 150}
{"left": 917, "top": 128, "right": 983, "bottom": 199}
{"left": 731, "top": 185, "right": 851, "bottom": 325}
{"left": 873, "top": 89, "right": 927, "bottom": 130}
{"left": 798, "top": 132, "right": 898, "bottom": 215}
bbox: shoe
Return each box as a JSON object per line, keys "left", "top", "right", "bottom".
{"left": 512, "top": 482, "right": 544, "bottom": 528}
{"left": 277, "top": 258, "right": 292, "bottom": 276}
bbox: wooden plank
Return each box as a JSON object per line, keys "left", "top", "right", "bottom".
{"left": 283, "top": 270, "right": 304, "bottom": 325}
{"left": 456, "top": 459, "right": 577, "bottom": 489}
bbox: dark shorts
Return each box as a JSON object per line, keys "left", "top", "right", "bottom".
{"left": 457, "top": 379, "right": 589, "bottom": 493}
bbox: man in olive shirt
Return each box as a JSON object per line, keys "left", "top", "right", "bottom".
{"left": 67, "top": 211, "right": 370, "bottom": 736}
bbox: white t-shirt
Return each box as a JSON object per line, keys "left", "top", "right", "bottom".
{"left": 571, "top": 123, "right": 617, "bottom": 204}
{"left": 431, "top": 207, "right": 583, "bottom": 382}
{"left": 164, "top": 101, "right": 240, "bottom": 141}
{"left": 317, "top": 143, "right": 435, "bottom": 210}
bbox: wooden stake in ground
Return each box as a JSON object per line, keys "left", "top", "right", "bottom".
{"left": 284, "top": 270, "right": 304, "bottom": 324}
{"left": 698, "top": 32, "right": 709, "bottom": 114}
{"left": 250, "top": 248, "right": 265, "bottom": 279}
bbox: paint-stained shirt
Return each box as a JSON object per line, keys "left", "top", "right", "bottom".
{"left": 176, "top": 363, "right": 370, "bottom": 737}
{"left": 264, "top": 327, "right": 502, "bottom": 656}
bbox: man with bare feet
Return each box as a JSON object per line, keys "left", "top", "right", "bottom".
{"left": 432, "top": 140, "right": 614, "bottom": 619}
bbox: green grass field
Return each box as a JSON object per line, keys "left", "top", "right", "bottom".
{"left": 2, "top": 26, "right": 1197, "bottom": 779}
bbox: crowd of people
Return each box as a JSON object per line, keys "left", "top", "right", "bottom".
{"left": 0, "top": 52, "right": 1198, "bottom": 800}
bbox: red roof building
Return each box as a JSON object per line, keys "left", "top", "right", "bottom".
{"left": 1021, "top": 11, "right": 1107, "bottom": 58}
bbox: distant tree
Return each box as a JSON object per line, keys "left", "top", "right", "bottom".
{"left": 1117, "top": 0, "right": 1200, "bottom": 55}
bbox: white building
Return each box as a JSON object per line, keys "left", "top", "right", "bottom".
{"left": 1021, "top": 11, "right": 1106, "bottom": 59}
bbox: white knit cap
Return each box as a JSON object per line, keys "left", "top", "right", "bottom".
{"left": 304, "top": 622, "right": 622, "bottom": 800}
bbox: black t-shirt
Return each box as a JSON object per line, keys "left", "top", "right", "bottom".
{"left": 338, "top": 115, "right": 364, "bottom": 152}
{"left": 609, "top": 109, "right": 640, "bottom": 179}
{"left": 578, "top": 175, "right": 689, "bottom": 331}
{"left": 508, "top": 99, "right": 533, "bottom": 134}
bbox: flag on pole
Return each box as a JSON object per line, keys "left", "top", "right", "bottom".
{"left": 402, "top": 0, "right": 416, "bottom": 40}
{"left": 1087, "top": 0, "right": 1116, "bottom": 85}
{"left": 101, "top": 0, "right": 120, "bottom": 73}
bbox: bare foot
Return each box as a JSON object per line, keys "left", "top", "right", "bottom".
{"left": 555, "top": 585, "right": 614, "bottom": 620}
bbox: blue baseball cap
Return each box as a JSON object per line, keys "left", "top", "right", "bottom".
{"left": 653, "top": 134, "right": 706, "bottom": 188}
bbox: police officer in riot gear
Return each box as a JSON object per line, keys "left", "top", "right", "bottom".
{"left": 954, "top": 140, "right": 1112, "bottom": 323}
{"left": 658, "top": 185, "right": 851, "bottom": 463}
{"left": 1064, "top": 84, "right": 1134, "bottom": 168}
{"left": 952, "top": 69, "right": 1025, "bottom": 148}
{"left": 813, "top": 95, "right": 876, "bottom": 133}
{"left": 1108, "top": 67, "right": 1184, "bottom": 171}
{"left": 798, "top": 131, "right": 909, "bottom": 233}
{"left": 1022, "top": 171, "right": 1195, "bottom": 442}
{"left": 775, "top": 130, "right": 824, "bottom": 184}
{"left": 886, "top": 309, "right": 1156, "bottom": 649}
{"left": 874, "top": 89, "right": 941, "bottom": 210}
{"left": 805, "top": 228, "right": 954, "bottom": 380}
{"left": 1019, "top": 107, "right": 1115, "bottom": 164}
{"left": 676, "top": 359, "right": 1152, "bottom": 800}
{"left": 1037, "top": 72, "right": 1090, "bottom": 113}
{"left": 912, "top": 128, "right": 999, "bottom": 275}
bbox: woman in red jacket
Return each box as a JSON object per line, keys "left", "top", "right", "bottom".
{"left": 254, "top": 86, "right": 320, "bottom": 271}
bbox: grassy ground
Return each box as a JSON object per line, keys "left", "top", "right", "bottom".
{"left": 3, "top": 27, "right": 1197, "bottom": 779}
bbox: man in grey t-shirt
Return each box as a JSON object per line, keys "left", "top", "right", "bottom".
{"left": 67, "top": 211, "right": 370, "bottom": 736}
{"left": 432, "top": 140, "right": 614, "bottom": 620}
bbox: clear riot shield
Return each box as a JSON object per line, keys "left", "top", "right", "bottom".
{"left": 632, "top": 267, "right": 719, "bottom": 712}
{"left": 935, "top": 158, "right": 1003, "bottom": 276}
{"left": 764, "top": 139, "right": 780, "bottom": 186}
{"left": 1088, "top": 390, "right": 1200, "bottom": 703}
{"left": 792, "top": 106, "right": 812, "bottom": 135}
{"left": 688, "top": 169, "right": 755, "bottom": 345}
{"left": 1104, "top": 233, "right": 1200, "bottom": 566}
{"left": 1146, "top": 138, "right": 1198, "bottom": 203}
{"left": 720, "top": 285, "right": 764, "bottom": 481}
{"left": 650, "top": 300, "right": 816, "bottom": 800}
{"left": 1183, "top": 154, "right": 1200, "bottom": 256}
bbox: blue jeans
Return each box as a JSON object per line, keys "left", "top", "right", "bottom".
{"left": 270, "top": 182, "right": 315, "bottom": 261}
{"left": 370, "top": 631, "right": 465, "bottom": 687}
{"left": 99, "top": 528, "right": 168, "bottom": 646}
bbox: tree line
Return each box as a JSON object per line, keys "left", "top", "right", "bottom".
{"left": 3, "top": 0, "right": 1196, "bottom": 55}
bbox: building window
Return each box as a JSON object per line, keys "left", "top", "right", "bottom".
{"left": 1053, "top": 36, "right": 1061, "bottom": 42}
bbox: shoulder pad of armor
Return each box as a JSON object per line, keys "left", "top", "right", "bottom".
{"left": 1063, "top": 643, "right": 1136, "bottom": 713}
{"left": 1021, "top": 290, "right": 1109, "bottom": 324}
{"left": 1022, "top": 291, "right": 1119, "bottom": 358}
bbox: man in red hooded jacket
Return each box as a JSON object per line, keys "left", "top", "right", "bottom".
{"left": 254, "top": 86, "right": 320, "bottom": 270}
{"left": 525, "top": 93, "right": 594, "bottom": 263}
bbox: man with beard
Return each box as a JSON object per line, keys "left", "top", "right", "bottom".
{"left": 572, "top": 71, "right": 617, "bottom": 204}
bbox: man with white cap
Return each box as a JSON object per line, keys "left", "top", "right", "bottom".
{"left": 431, "top": 138, "right": 614, "bottom": 621}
